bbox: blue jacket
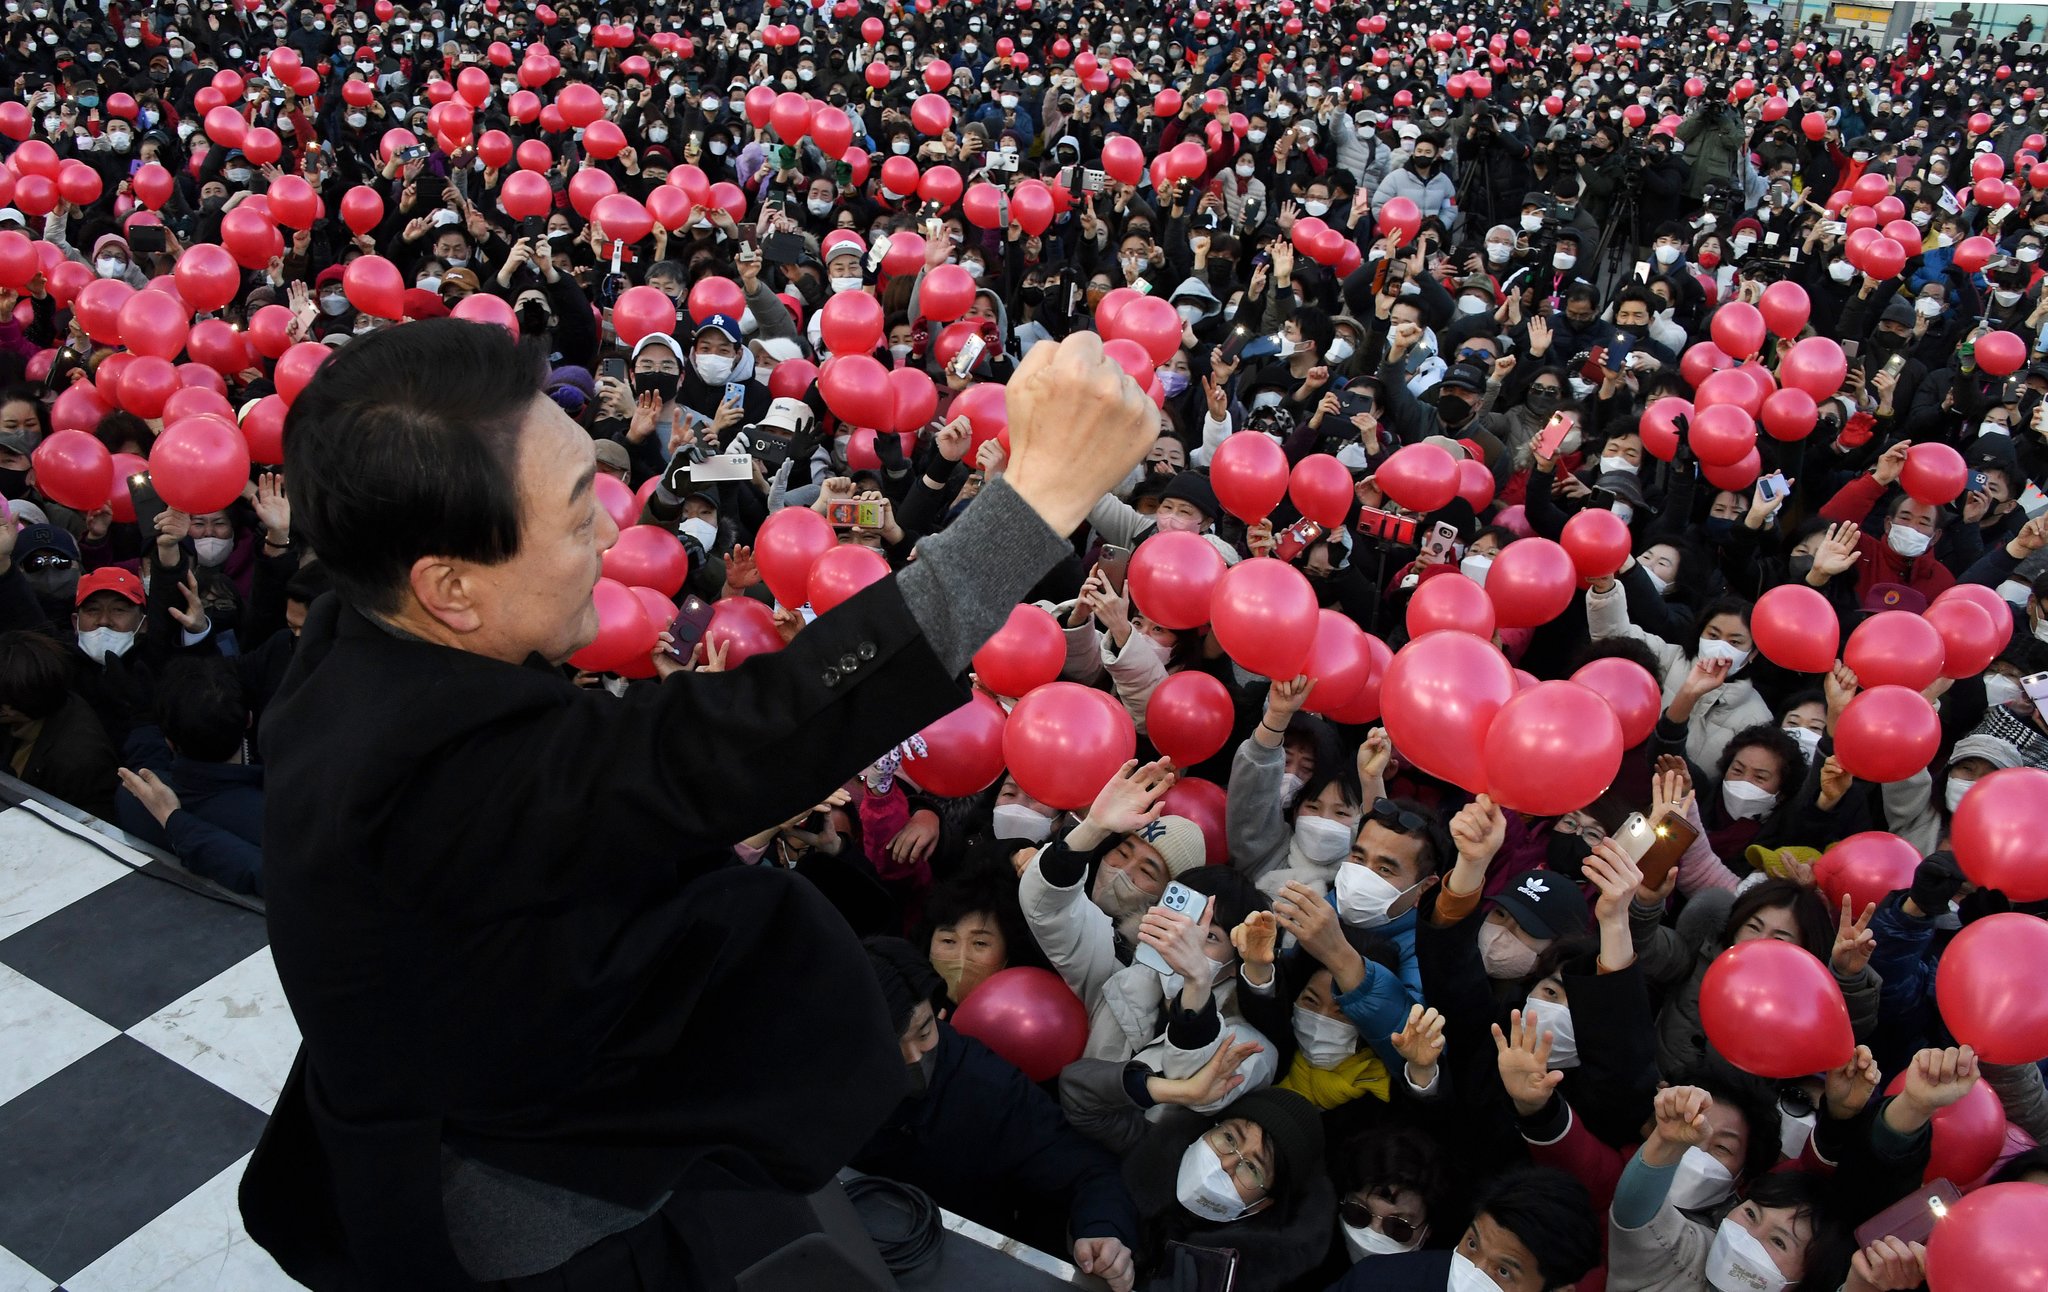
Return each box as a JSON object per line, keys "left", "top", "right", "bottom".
{"left": 1327, "top": 895, "right": 1424, "bottom": 1067}
{"left": 115, "top": 724, "right": 265, "bottom": 896}
{"left": 854, "top": 1023, "right": 1139, "bottom": 1251}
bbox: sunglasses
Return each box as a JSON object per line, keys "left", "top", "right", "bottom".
{"left": 1338, "top": 1202, "right": 1420, "bottom": 1245}
{"left": 1370, "top": 797, "right": 1430, "bottom": 835}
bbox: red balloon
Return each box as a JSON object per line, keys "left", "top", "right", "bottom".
{"left": 1209, "top": 432, "right": 1289, "bottom": 523}
{"left": 753, "top": 507, "right": 837, "bottom": 607}
{"left": 1004, "top": 682, "right": 1137, "bottom": 810}
{"left": 1925, "top": 1182, "right": 2048, "bottom": 1292}
{"left": 1779, "top": 336, "right": 1848, "bottom": 400}
{"left": 273, "top": 341, "right": 333, "bottom": 406}
{"left": 1709, "top": 301, "right": 1767, "bottom": 360}
{"left": 49, "top": 382, "right": 110, "bottom": 437}
{"left": 919, "top": 264, "right": 976, "bottom": 323}
{"left": 612, "top": 286, "right": 678, "bottom": 347}
{"left": 1486, "top": 538, "right": 1576, "bottom": 629}
{"left": 1976, "top": 331, "right": 2027, "bottom": 378}
{"left": 1377, "top": 443, "right": 1459, "bottom": 512}
{"left": 1687, "top": 403, "right": 1757, "bottom": 468}
{"left": 888, "top": 366, "right": 937, "bottom": 434}
{"left": 1936, "top": 911, "right": 2048, "bottom": 1070}
{"left": 704, "top": 595, "right": 784, "bottom": 667}
{"left": 1408, "top": 572, "right": 1496, "bottom": 639}
{"left": 1211, "top": 558, "right": 1320, "bottom": 679}
{"left": 949, "top": 381, "right": 1009, "bottom": 452}
{"left": 1108, "top": 295, "right": 1183, "bottom": 366}
{"left": 1641, "top": 397, "right": 1692, "bottom": 460}
{"left": 341, "top": 184, "right": 386, "bottom": 235}
{"left": 186, "top": 319, "right": 250, "bottom": 377}
{"left": 1127, "top": 531, "right": 1226, "bottom": 631}
{"left": 36, "top": 429, "right": 117, "bottom": 517}
{"left": 240, "top": 394, "right": 287, "bottom": 466}
{"left": 566, "top": 167, "right": 618, "bottom": 219}
{"left": 950, "top": 966, "right": 1086, "bottom": 1081}
{"left": 1844, "top": 610, "right": 1947, "bottom": 692}
{"left": 819, "top": 354, "right": 894, "bottom": 428}
{"left": 1287, "top": 454, "right": 1352, "bottom": 529}
{"left": 1146, "top": 672, "right": 1235, "bottom": 766}
{"left": 972, "top": 604, "right": 1065, "bottom": 698}
{"left": 1010, "top": 181, "right": 1056, "bottom": 237}
{"left": 160, "top": 386, "right": 232, "bottom": 425}
{"left": 1700, "top": 939, "right": 1854, "bottom": 1078}
{"left": 72, "top": 278, "right": 134, "bottom": 347}
{"left": 246, "top": 305, "right": 296, "bottom": 360}
{"left": 1925, "top": 598, "right": 2006, "bottom": 680}
{"left": 1571, "top": 656, "right": 1661, "bottom": 748}
{"left": 1834, "top": 685, "right": 1941, "bottom": 783}
{"left": 590, "top": 192, "right": 652, "bottom": 245}
{"left": 805, "top": 544, "right": 890, "bottom": 615}
{"left": 1816, "top": 831, "right": 1921, "bottom": 915}
{"left": 150, "top": 414, "right": 250, "bottom": 514}
{"left": 118, "top": 356, "right": 180, "bottom": 420}
{"left": 1485, "top": 680, "right": 1623, "bottom": 814}
{"left": 1378, "top": 195, "right": 1422, "bottom": 243}
{"left": 910, "top": 93, "right": 952, "bottom": 135}
{"left": 342, "top": 254, "right": 406, "bottom": 321}
{"left": 1561, "top": 508, "right": 1631, "bottom": 579}
{"left": 1455, "top": 458, "right": 1496, "bottom": 510}
{"left": 1300, "top": 610, "right": 1373, "bottom": 715}
{"left": 1951, "top": 768, "right": 2048, "bottom": 901}
{"left": 1952, "top": 236, "right": 1997, "bottom": 274}
{"left": 1756, "top": 280, "right": 1811, "bottom": 339}
{"left": 1101, "top": 135, "right": 1145, "bottom": 185}
{"left": 818, "top": 290, "right": 886, "bottom": 358}
{"left": 1381, "top": 631, "right": 1516, "bottom": 793}
{"left": 117, "top": 290, "right": 191, "bottom": 362}
{"left": 219, "top": 205, "right": 281, "bottom": 269}
{"left": 567, "top": 578, "right": 658, "bottom": 673}
{"left": 1680, "top": 341, "right": 1736, "bottom": 389}
{"left": 601, "top": 525, "right": 690, "bottom": 597}
{"left": 1750, "top": 584, "right": 1840, "bottom": 676}
{"left": 1760, "top": 387, "right": 1818, "bottom": 443}
{"left": 903, "top": 692, "right": 1008, "bottom": 797}
{"left": 56, "top": 160, "right": 102, "bottom": 207}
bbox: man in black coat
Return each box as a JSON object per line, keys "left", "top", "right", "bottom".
{"left": 239, "top": 319, "right": 1158, "bottom": 1288}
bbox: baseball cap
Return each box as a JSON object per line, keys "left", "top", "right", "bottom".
{"left": 1438, "top": 361, "right": 1490, "bottom": 395}
{"left": 76, "top": 567, "right": 144, "bottom": 607}
{"left": 15, "top": 524, "right": 78, "bottom": 563}
{"left": 1489, "top": 869, "right": 1591, "bottom": 939}
{"left": 1947, "top": 733, "right": 2022, "bottom": 771}
{"left": 440, "top": 267, "right": 482, "bottom": 293}
{"left": 692, "top": 313, "right": 744, "bottom": 346}
{"left": 1130, "top": 815, "right": 1206, "bottom": 879}
{"left": 1860, "top": 582, "right": 1928, "bottom": 615}
{"left": 757, "top": 396, "right": 816, "bottom": 437}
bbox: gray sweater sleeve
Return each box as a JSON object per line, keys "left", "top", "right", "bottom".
{"left": 896, "top": 477, "right": 1071, "bottom": 675}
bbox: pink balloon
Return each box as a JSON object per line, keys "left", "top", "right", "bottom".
{"left": 1003, "top": 682, "right": 1137, "bottom": 809}
{"left": 1210, "top": 432, "right": 1290, "bottom": 523}
{"left": 1407, "top": 572, "right": 1496, "bottom": 639}
{"left": 1484, "top": 680, "right": 1624, "bottom": 815}
{"left": 1570, "top": 656, "right": 1662, "bottom": 747}
{"left": 1211, "top": 558, "right": 1320, "bottom": 679}
{"left": 1381, "top": 632, "right": 1517, "bottom": 793}
{"left": 950, "top": 967, "right": 1087, "bottom": 1081}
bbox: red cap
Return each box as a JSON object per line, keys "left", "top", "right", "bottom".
{"left": 76, "top": 567, "right": 144, "bottom": 607}
{"left": 403, "top": 288, "right": 449, "bottom": 320}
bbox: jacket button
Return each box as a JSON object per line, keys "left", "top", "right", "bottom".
{"left": 858, "top": 642, "right": 876, "bottom": 660}
{"left": 822, "top": 668, "right": 841, "bottom": 686}
{"left": 839, "top": 652, "right": 859, "bottom": 671}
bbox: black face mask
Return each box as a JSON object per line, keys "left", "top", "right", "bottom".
{"left": 1410, "top": 154, "right": 1436, "bottom": 174}
{"left": 517, "top": 302, "right": 552, "bottom": 334}
{"left": 1790, "top": 553, "right": 1816, "bottom": 581}
{"left": 0, "top": 466, "right": 28, "bottom": 498}
{"left": 26, "top": 566, "right": 78, "bottom": 605}
{"left": 1546, "top": 830, "right": 1593, "bottom": 879}
{"left": 1526, "top": 387, "right": 1562, "bottom": 415}
{"left": 1016, "top": 285, "right": 1043, "bottom": 307}
{"left": 1868, "top": 330, "right": 1907, "bottom": 357}
{"left": 633, "top": 369, "right": 680, "bottom": 402}
{"left": 1436, "top": 391, "right": 1472, "bottom": 424}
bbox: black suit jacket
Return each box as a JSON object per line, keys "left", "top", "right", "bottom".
{"left": 242, "top": 577, "right": 969, "bottom": 1289}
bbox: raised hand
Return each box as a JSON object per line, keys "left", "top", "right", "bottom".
{"left": 1646, "top": 1085, "right": 1714, "bottom": 1161}
{"left": 1160, "top": 1032, "right": 1265, "bottom": 1107}
{"left": 1492, "top": 1009, "right": 1564, "bottom": 1116}
{"left": 1823, "top": 1044, "right": 1881, "bottom": 1121}
{"left": 1390, "top": 1003, "right": 1446, "bottom": 1074}
{"left": 1448, "top": 794, "right": 1507, "bottom": 865}
{"left": 1583, "top": 839, "right": 1645, "bottom": 925}
{"left": 1085, "top": 757, "right": 1177, "bottom": 835}
{"left": 1230, "top": 910, "right": 1277, "bottom": 972}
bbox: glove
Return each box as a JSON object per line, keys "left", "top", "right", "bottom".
{"left": 1907, "top": 851, "right": 1965, "bottom": 917}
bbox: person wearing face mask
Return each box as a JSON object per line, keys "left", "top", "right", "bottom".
{"left": 1329, "top": 1166, "right": 1599, "bottom": 1292}
{"left": 1060, "top": 1053, "right": 1335, "bottom": 1292}
{"left": 1083, "top": 470, "right": 1242, "bottom": 581}
{"left": 1588, "top": 579, "right": 1774, "bottom": 772}
{"left": 1327, "top": 1128, "right": 1451, "bottom": 1266}
{"left": 63, "top": 566, "right": 182, "bottom": 748}
{"left": 1371, "top": 131, "right": 1457, "bottom": 228}
{"left": 1815, "top": 442, "right": 1957, "bottom": 602}
{"left": 41, "top": 218, "right": 148, "bottom": 288}
{"left": 855, "top": 938, "right": 1143, "bottom": 1292}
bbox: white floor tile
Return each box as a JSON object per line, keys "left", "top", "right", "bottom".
{"left": 0, "top": 1243, "right": 55, "bottom": 1292}
{"left": 125, "top": 949, "right": 300, "bottom": 1115}
{"left": 0, "top": 963, "right": 118, "bottom": 1105}
{"left": 0, "top": 807, "right": 132, "bottom": 943}
{"left": 64, "top": 1153, "right": 296, "bottom": 1292}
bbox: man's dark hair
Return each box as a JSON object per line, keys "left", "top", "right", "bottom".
{"left": 284, "top": 320, "right": 548, "bottom": 615}
{"left": 1293, "top": 305, "right": 1336, "bottom": 361}
{"left": 1470, "top": 1166, "right": 1601, "bottom": 1290}
{"left": 1333, "top": 1123, "right": 1454, "bottom": 1223}
{"left": 1177, "top": 863, "right": 1268, "bottom": 934}
{"left": 284, "top": 560, "right": 332, "bottom": 608}
{"left": 0, "top": 629, "right": 76, "bottom": 721}
{"left": 158, "top": 657, "right": 248, "bottom": 763}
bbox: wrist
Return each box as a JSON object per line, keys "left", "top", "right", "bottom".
{"left": 1066, "top": 820, "right": 1110, "bottom": 851}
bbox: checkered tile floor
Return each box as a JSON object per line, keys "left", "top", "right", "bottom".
{"left": 0, "top": 802, "right": 300, "bottom": 1292}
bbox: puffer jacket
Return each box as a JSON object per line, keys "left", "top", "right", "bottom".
{"left": 1585, "top": 580, "right": 1772, "bottom": 771}
{"left": 1369, "top": 160, "right": 1458, "bottom": 227}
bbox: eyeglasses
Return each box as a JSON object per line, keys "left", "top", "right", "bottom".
{"left": 1208, "top": 1126, "right": 1268, "bottom": 1195}
{"left": 1370, "top": 797, "right": 1430, "bottom": 835}
{"left": 1338, "top": 1201, "right": 1420, "bottom": 1245}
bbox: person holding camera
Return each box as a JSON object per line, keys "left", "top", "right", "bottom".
{"left": 1677, "top": 92, "right": 1748, "bottom": 204}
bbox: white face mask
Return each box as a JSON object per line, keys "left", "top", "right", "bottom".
{"left": 1279, "top": 770, "right": 1305, "bottom": 805}
{"left": 1945, "top": 775, "right": 1974, "bottom": 813}
{"left": 1915, "top": 295, "right": 1944, "bottom": 317}
{"left": 1292, "top": 1005, "right": 1359, "bottom": 1068}
{"left": 1654, "top": 243, "right": 1683, "bottom": 264}
{"left": 1994, "top": 290, "right": 2024, "bottom": 308}
{"left": 1642, "top": 565, "right": 1671, "bottom": 594}
{"left": 1828, "top": 260, "right": 1857, "bottom": 283}
{"left": 1721, "top": 777, "right": 1779, "bottom": 821}
{"left": 1521, "top": 213, "right": 1545, "bottom": 232}
{"left": 991, "top": 803, "right": 1054, "bottom": 842}
{"left": 1985, "top": 672, "right": 2024, "bottom": 708}
{"left": 1456, "top": 296, "right": 1491, "bottom": 316}
{"left": 1886, "top": 523, "right": 1931, "bottom": 558}
{"left": 94, "top": 256, "right": 128, "bottom": 279}
{"left": 77, "top": 625, "right": 137, "bottom": 663}
{"left": 1478, "top": 920, "right": 1540, "bottom": 979}
{"left": 1293, "top": 814, "right": 1356, "bottom": 865}
{"left": 1783, "top": 725, "right": 1821, "bottom": 762}
{"left": 1667, "top": 1146, "right": 1737, "bottom": 1210}
{"left": 1779, "top": 1106, "right": 1818, "bottom": 1159}
{"left": 1553, "top": 251, "right": 1577, "bottom": 270}
{"left": 2020, "top": 246, "right": 2043, "bottom": 263}
{"left": 1460, "top": 553, "right": 1494, "bottom": 585}
{"left": 1342, "top": 1214, "right": 1421, "bottom": 1260}
{"left": 1598, "top": 454, "right": 1638, "bottom": 476}
{"left": 1520, "top": 995, "right": 1579, "bottom": 1068}
{"left": 694, "top": 354, "right": 736, "bottom": 385}
{"left": 1611, "top": 502, "right": 1635, "bottom": 526}
{"left": 1980, "top": 419, "right": 2011, "bottom": 438}
{"left": 1327, "top": 337, "right": 1356, "bottom": 363}
{"left": 1486, "top": 242, "right": 1513, "bottom": 263}
{"left": 193, "top": 536, "right": 233, "bottom": 567}
{"left": 1731, "top": 236, "right": 1755, "bottom": 257}
{"left": 1176, "top": 1138, "right": 1254, "bottom": 1222}
{"left": 1704, "top": 1216, "right": 1791, "bottom": 1292}
{"left": 1697, "top": 637, "right": 1749, "bottom": 671}
{"left": 1303, "top": 200, "right": 1330, "bottom": 217}
{"left": 1334, "top": 862, "right": 1416, "bottom": 929}
{"left": 1447, "top": 1251, "right": 1502, "bottom": 1292}
{"left": 830, "top": 276, "right": 866, "bottom": 295}
{"left": 1236, "top": 159, "right": 1255, "bottom": 177}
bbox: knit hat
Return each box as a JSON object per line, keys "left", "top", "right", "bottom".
{"left": 1158, "top": 472, "right": 1221, "bottom": 521}
{"left": 1130, "top": 815, "right": 1206, "bottom": 879}
{"left": 1228, "top": 1088, "right": 1325, "bottom": 1192}
{"left": 1948, "top": 733, "right": 2023, "bottom": 772}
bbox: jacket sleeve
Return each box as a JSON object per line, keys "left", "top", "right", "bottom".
{"left": 1627, "top": 898, "right": 1693, "bottom": 989}
{"left": 1057, "top": 1058, "right": 1156, "bottom": 1156}
{"left": 1084, "top": 492, "right": 1154, "bottom": 551}
{"left": 164, "top": 809, "right": 265, "bottom": 896}
{"left": 1019, "top": 844, "right": 1123, "bottom": 1008}
{"left": 1585, "top": 579, "right": 1680, "bottom": 678}
{"left": 1224, "top": 736, "right": 1291, "bottom": 887}
{"left": 964, "top": 1039, "right": 1140, "bottom": 1249}
{"left": 1818, "top": 471, "right": 1886, "bottom": 525}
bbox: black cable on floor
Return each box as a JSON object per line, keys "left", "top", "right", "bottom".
{"left": 842, "top": 1175, "right": 945, "bottom": 1275}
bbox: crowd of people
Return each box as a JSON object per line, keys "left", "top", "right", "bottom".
{"left": 3, "top": 0, "right": 2048, "bottom": 1288}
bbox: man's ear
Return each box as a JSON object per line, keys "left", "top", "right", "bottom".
{"left": 407, "top": 555, "right": 484, "bottom": 634}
